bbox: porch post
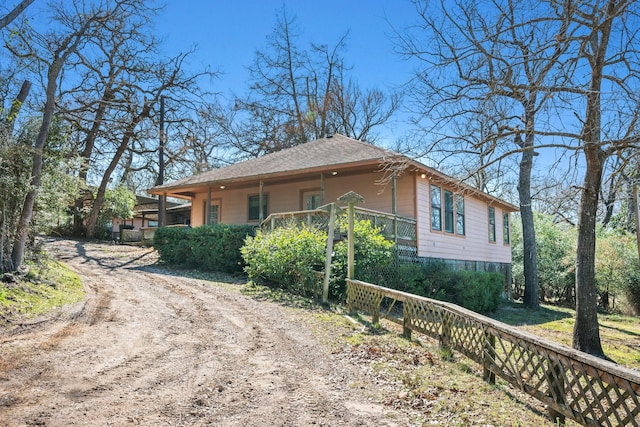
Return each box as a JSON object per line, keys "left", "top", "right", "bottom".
{"left": 160, "top": 193, "right": 167, "bottom": 227}
{"left": 392, "top": 170, "right": 397, "bottom": 215}
{"left": 206, "top": 186, "right": 211, "bottom": 225}
{"left": 320, "top": 173, "right": 325, "bottom": 205}
{"left": 392, "top": 171, "right": 398, "bottom": 246}
{"left": 259, "top": 180, "right": 264, "bottom": 222}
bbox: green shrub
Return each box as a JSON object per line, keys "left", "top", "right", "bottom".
{"left": 452, "top": 271, "right": 504, "bottom": 313}
{"left": 153, "top": 226, "right": 192, "bottom": 265}
{"left": 330, "top": 218, "right": 395, "bottom": 300}
{"left": 241, "top": 224, "right": 326, "bottom": 292}
{"left": 399, "top": 262, "right": 503, "bottom": 314}
{"left": 154, "top": 224, "right": 255, "bottom": 273}
{"left": 240, "top": 217, "right": 395, "bottom": 301}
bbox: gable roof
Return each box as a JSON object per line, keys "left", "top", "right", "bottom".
{"left": 150, "top": 134, "right": 400, "bottom": 192}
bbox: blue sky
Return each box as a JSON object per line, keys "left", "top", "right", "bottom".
{"left": 156, "top": 0, "right": 419, "bottom": 141}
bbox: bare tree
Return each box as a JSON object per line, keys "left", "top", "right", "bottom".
{"left": 57, "top": 0, "right": 160, "bottom": 235}
{"left": 570, "top": 0, "right": 640, "bottom": 356}
{"left": 81, "top": 49, "right": 211, "bottom": 238}
{"left": 234, "top": 6, "right": 399, "bottom": 157}
{"left": 397, "top": 0, "right": 573, "bottom": 309}
{"left": 326, "top": 68, "right": 401, "bottom": 141}
{"left": 6, "top": 0, "right": 126, "bottom": 270}
{"left": 399, "top": 0, "right": 640, "bottom": 356}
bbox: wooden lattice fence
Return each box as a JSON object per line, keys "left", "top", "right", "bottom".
{"left": 346, "top": 278, "right": 640, "bottom": 426}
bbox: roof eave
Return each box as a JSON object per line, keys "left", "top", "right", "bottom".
{"left": 148, "top": 158, "right": 386, "bottom": 196}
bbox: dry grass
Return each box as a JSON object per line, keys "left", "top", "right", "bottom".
{"left": 311, "top": 311, "right": 567, "bottom": 426}
{"left": 491, "top": 301, "right": 640, "bottom": 369}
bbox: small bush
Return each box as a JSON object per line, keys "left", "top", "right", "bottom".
{"left": 399, "top": 262, "right": 503, "bottom": 314}
{"left": 241, "top": 224, "right": 326, "bottom": 292}
{"left": 330, "top": 218, "right": 395, "bottom": 300}
{"left": 240, "top": 218, "right": 395, "bottom": 301}
{"left": 453, "top": 271, "right": 504, "bottom": 313}
{"left": 153, "top": 226, "right": 192, "bottom": 265}
{"left": 154, "top": 224, "right": 255, "bottom": 274}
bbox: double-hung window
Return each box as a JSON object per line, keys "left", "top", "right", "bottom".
{"left": 456, "top": 195, "right": 465, "bottom": 235}
{"left": 431, "top": 185, "right": 442, "bottom": 231}
{"left": 431, "top": 185, "right": 464, "bottom": 235}
{"left": 503, "top": 213, "right": 510, "bottom": 244}
{"left": 444, "top": 190, "right": 454, "bottom": 233}
{"left": 488, "top": 207, "right": 496, "bottom": 242}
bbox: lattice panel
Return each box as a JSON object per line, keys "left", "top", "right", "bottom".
{"left": 403, "top": 298, "right": 443, "bottom": 337}
{"left": 396, "top": 220, "right": 417, "bottom": 241}
{"left": 345, "top": 278, "right": 640, "bottom": 427}
{"left": 562, "top": 356, "right": 640, "bottom": 426}
{"left": 490, "top": 333, "right": 553, "bottom": 397}
{"left": 445, "top": 312, "right": 485, "bottom": 363}
{"left": 347, "top": 281, "right": 383, "bottom": 314}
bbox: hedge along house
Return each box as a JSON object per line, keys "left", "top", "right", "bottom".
{"left": 148, "top": 134, "right": 518, "bottom": 278}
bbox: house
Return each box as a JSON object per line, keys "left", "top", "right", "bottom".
{"left": 111, "top": 195, "right": 191, "bottom": 241}
{"left": 148, "top": 134, "right": 517, "bottom": 274}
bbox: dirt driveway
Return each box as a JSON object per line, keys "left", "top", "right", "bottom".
{"left": 0, "top": 239, "right": 413, "bottom": 426}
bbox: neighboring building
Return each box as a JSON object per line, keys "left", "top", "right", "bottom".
{"left": 111, "top": 195, "right": 191, "bottom": 239}
{"left": 148, "top": 134, "right": 517, "bottom": 270}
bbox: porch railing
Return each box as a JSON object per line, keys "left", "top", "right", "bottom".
{"left": 261, "top": 204, "right": 417, "bottom": 245}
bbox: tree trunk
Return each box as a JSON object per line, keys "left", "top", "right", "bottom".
{"left": 573, "top": 143, "right": 605, "bottom": 357}
{"left": 572, "top": 0, "right": 616, "bottom": 358}
{"left": 84, "top": 135, "right": 130, "bottom": 239}
{"left": 85, "top": 103, "right": 151, "bottom": 239}
{"left": 519, "top": 125, "right": 539, "bottom": 309}
{"left": 10, "top": 5, "right": 102, "bottom": 269}
{"left": 73, "top": 88, "right": 113, "bottom": 235}
{"left": 4, "top": 80, "right": 31, "bottom": 135}
{"left": 11, "top": 63, "right": 61, "bottom": 270}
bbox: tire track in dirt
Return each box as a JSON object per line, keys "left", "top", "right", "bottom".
{"left": 0, "top": 239, "right": 412, "bottom": 426}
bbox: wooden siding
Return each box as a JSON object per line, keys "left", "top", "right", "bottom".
{"left": 416, "top": 175, "right": 512, "bottom": 263}
{"left": 188, "top": 171, "right": 512, "bottom": 265}
{"left": 189, "top": 171, "right": 415, "bottom": 227}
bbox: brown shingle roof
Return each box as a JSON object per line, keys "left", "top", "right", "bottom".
{"left": 151, "top": 134, "right": 399, "bottom": 191}
{"left": 148, "top": 133, "right": 518, "bottom": 212}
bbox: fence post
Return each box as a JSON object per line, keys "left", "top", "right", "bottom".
{"left": 483, "top": 329, "right": 496, "bottom": 385}
{"left": 440, "top": 311, "right": 452, "bottom": 358}
{"left": 402, "top": 302, "right": 412, "bottom": 340}
{"left": 548, "top": 357, "right": 566, "bottom": 425}
{"left": 346, "top": 279, "right": 354, "bottom": 312}
{"left": 337, "top": 191, "right": 365, "bottom": 281}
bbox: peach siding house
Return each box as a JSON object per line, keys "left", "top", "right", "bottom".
{"left": 148, "top": 134, "right": 517, "bottom": 269}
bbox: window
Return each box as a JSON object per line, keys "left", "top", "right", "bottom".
{"left": 431, "top": 185, "right": 465, "bottom": 235}
{"left": 203, "top": 200, "right": 220, "bottom": 225}
{"left": 303, "top": 191, "right": 322, "bottom": 210}
{"left": 431, "top": 185, "right": 441, "bottom": 231}
{"left": 503, "top": 212, "right": 510, "bottom": 244}
{"left": 488, "top": 207, "right": 496, "bottom": 242}
{"left": 444, "top": 190, "right": 454, "bottom": 233}
{"left": 248, "top": 194, "right": 268, "bottom": 221}
{"left": 209, "top": 204, "right": 219, "bottom": 225}
{"left": 456, "top": 195, "right": 465, "bottom": 235}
